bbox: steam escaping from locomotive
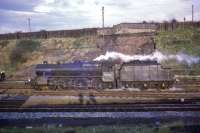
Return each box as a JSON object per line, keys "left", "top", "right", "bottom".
{"left": 94, "top": 50, "right": 200, "bottom": 65}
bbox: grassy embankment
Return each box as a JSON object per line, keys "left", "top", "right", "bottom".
{"left": 0, "top": 39, "right": 40, "bottom": 76}
{"left": 155, "top": 27, "right": 200, "bottom": 69}
{"left": 1, "top": 27, "right": 200, "bottom": 77}
{"left": 0, "top": 122, "right": 186, "bottom": 133}
{"left": 0, "top": 36, "right": 98, "bottom": 78}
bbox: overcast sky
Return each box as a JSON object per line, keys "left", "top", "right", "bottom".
{"left": 0, "top": 0, "right": 199, "bottom": 33}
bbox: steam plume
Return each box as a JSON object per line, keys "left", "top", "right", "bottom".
{"left": 94, "top": 50, "right": 200, "bottom": 65}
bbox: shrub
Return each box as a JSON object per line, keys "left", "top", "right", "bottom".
{"left": 73, "top": 39, "right": 82, "bottom": 49}
{"left": 10, "top": 39, "right": 40, "bottom": 64}
{"left": 0, "top": 40, "right": 9, "bottom": 48}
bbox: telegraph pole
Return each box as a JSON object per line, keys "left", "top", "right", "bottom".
{"left": 102, "top": 6, "right": 105, "bottom": 49}
{"left": 192, "top": 5, "right": 194, "bottom": 22}
{"left": 28, "top": 17, "right": 31, "bottom": 32}
{"left": 102, "top": 6, "right": 104, "bottom": 28}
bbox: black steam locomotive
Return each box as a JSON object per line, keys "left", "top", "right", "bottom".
{"left": 32, "top": 60, "right": 174, "bottom": 90}
{"left": 31, "top": 60, "right": 173, "bottom": 89}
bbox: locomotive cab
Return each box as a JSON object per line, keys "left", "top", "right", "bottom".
{"left": 101, "top": 61, "right": 116, "bottom": 89}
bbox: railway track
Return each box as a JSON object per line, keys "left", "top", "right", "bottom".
{"left": 0, "top": 75, "right": 200, "bottom": 98}
{"left": 0, "top": 80, "right": 29, "bottom": 89}
{"left": 1, "top": 87, "right": 200, "bottom": 97}
{"left": 0, "top": 74, "right": 200, "bottom": 92}
{"left": 0, "top": 101, "right": 25, "bottom": 108}
{"left": 31, "top": 90, "right": 200, "bottom": 97}
{"left": 1, "top": 91, "right": 200, "bottom": 112}
{"left": 2, "top": 90, "right": 200, "bottom": 108}
{"left": 0, "top": 103, "right": 200, "bottom": 112}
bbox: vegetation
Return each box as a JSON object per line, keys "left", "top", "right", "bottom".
{"left": 1, "top": 27, "right": 199, "bottom": 77}
{"left": 0, "top": 127, "right": 75, "bottom": 133}
{"left": 155, "top": 27, "right": 200, "bottom": 56}
{"left": 0, "top": 39, "right": 40, "bottom": 76}
{"left": 0, "top": 40, "right": 9, "bottom": 48}
{"left": 0, "top": 36, "right": 97, "bottom": 77}
{"left": 155, "top": 27, "right": 200, "bottom": 69}
{"left": 10, "top": 39, "right": 40, "bottom": 65}
{"left": 0, "top": 122, "right": 192, "bottom": 133}
{"left": 72, "top": 37, "right": 96, "bottom": 49}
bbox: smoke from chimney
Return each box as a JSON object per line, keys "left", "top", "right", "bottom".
{"left": 94, "top": 50, "right": 200, "bottom": 65}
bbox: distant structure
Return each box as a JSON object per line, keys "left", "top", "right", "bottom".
{"left": 28, "top": 18, "right": 31, "bottom": 32}
{"left": 102, "top": 6, "right": 104, "bottom": 28}
{"left": 0, "top": 22, "right": 200, "bottom": 40}
{"left": 192, "top": 5, "right": 194, "bottom": 22}
{"left": 98, "top": 23, "right": 157, "bottom": 36}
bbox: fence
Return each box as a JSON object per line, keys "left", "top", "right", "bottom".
{"left": 0, "top": 22, "right": 200, "bottom": 40}
{"left": 0, "top": 28, "right": 98, "bottom": 40}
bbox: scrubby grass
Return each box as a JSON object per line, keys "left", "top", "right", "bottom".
{"left": 0, "top": 39, "right": 40, "bottom": 76}
{"left": 0, "top": 127, "right": 74, "bottom": 133}
{"left": 155, "top": 27, "right": 200, "bottom": 56}
{"left": 0, "top": 40, "right": 9, "bottom": 48}
{"left": 72, "top": 36, "right": 97, "bottom": 49}
{"left": 0, "top": 122, "right": 188, "bottom": 133}
{"left": 0, "top": 36, "right": 98, "bottom": 77}
{"left": 0, "top": 125, "right": 161, "bottom": 133}
{"left": 155, "top": 27, "right": 200, "bottom": 69}
{"left": 0, "top": 40, "right": 17, "bottom": 75}
{"left": 10, "top": 39, "right": 40, "bottom": 65}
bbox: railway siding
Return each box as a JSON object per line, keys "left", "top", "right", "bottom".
{"left": 1, "top": 91, "right": 200, "bottom": 107}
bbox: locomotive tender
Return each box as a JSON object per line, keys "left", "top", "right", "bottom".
{"left": 33, "top": 60, "right": 174, "bottom": 90}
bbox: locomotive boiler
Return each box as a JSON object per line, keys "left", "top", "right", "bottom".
{"left": 32, "top": 60, "right": 174, "bottom": 90}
